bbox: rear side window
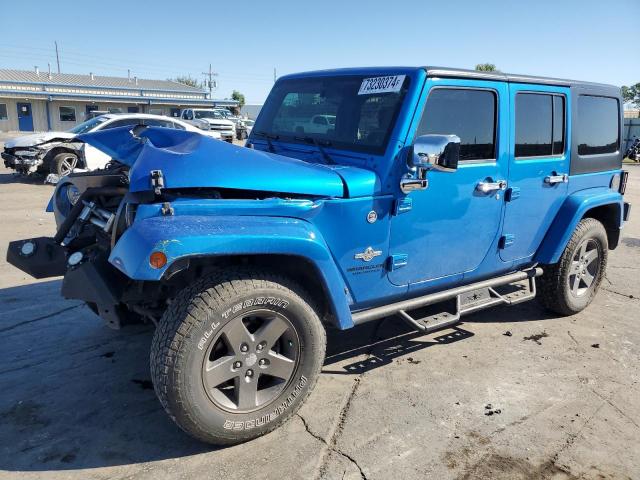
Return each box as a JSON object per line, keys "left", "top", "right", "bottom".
{"left": 515, "top": 93, "right": 565, "bottom": 158}
{"left": 577, "top": 96, "right": 619, "bottom": 155}
{"left": 417, "top": 88, "right": 496, "bottom": 161}
{"left": 101, "top": 119, "right": 139, "bottom": 130}
{"left": 144, "top": 119, "right": 173, "bottom": 128}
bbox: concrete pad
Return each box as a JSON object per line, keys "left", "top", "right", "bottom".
{"left": 0, "top": 159, "right": 639, "bottom": 479}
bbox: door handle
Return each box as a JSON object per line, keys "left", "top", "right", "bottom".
{"left": 476, "top": 179, "right": 507, "bottom": 193}
{"left": 544, "top": 173, "right": 568, "bottom": 184}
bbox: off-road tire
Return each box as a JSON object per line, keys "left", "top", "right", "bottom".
{"left": 150, "top": 268, "right": 326, "bottom": 445}
{"left": 537, "top": 218, "right": 608, "bottom": 315}
{"left": 52, "top": 152, "right": 79, "bottom": 176}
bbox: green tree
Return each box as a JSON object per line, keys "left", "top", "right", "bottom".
{"left": 475, "top": 63, "right": 498, "bottom": 72}
{"left": 169, "top": 75, "right": 201, "bottom": 88}
{"left": 622, "top": 83, "right": 640, "bottom": 107}
{"left": 231, "top": 90, "right": 246, "bottom": 108}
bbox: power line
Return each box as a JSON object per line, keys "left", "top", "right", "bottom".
{"left": 0, "top": 43, "right": 275, "bottom": 80}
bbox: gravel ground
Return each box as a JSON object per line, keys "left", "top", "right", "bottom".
{"left": 0, "top": 132, "right": 639, "bottom": 479}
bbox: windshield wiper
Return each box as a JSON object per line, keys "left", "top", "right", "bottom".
{"left": 253, "top": 131, "right": 279, "bottom": 153}
{"left": 293, "top": 136, "right": 335, "bottom": 165}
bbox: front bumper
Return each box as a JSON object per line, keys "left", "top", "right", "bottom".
{"left": 6, "top": 237, "right": 68, "bottom": 278}
{"left": 7, "top": 236, "right": 129, "bottom": 328}
{"left": 2, "top": 151, "right": 44, "bottom": 171}
{"left": 2, "top": 152, "right": 16, "bottom": 167}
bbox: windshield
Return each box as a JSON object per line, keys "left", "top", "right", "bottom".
{"left": 67, "top": 116, "right": 109, "bottom": 134}
{"left": 195, "top": 110, "right": 224, "bottom": 119}
{"left": 253, "top": 74, "right": 410, "bottom": 155}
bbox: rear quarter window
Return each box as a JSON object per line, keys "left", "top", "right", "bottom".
{"left": 577, "top": 96, "right": 619, "bottom": 155}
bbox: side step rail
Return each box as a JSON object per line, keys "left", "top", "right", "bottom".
{"left": 352, "top": 267, "right": 543, "bottom": 333}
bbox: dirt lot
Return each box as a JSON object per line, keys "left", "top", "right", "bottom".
{"left": 1, "top": 133, "right": 639, "bottom": 480}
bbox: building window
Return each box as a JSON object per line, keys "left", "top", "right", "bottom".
{"left": 577, "top": 96, "right": 619, "bottom": 156}
{"left": 515, "top": 93, "right": 565, "bottom": 158}
{"left": 59, "top": 106, "right": 77, "bottom": 122}
{"left": 149, "top": 108, "right": 164, "bottom": 115}
{"left": 86, "top": 105, "right": 99, "bottom": 116}
{"left": 108, "top": 107, "right": 123, "bottom": 114}
{"left": 0, "top": 103, "right": 7, "bottom": 120}
{"left": 417, "top": 88, "right": 497, "bottom": 161}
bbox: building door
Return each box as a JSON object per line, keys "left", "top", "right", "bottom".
{"left": 17, "top": 103, "right": 34, "bottom": 131}
{"left": 127, "top": 106, "right": 139, "bottom": 113}
{"left": 388, "top": 79, "right": 508, "bottom": 286}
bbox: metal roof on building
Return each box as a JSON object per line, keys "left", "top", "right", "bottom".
{"left": 0, "top": 68, "right": 205, "bottom": 94}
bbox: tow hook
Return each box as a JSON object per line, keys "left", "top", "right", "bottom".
{"left": 150, "top": 170, "right": 165, "bottom": 195}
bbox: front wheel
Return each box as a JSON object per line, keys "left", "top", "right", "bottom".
{"left": 150, "top": 269, "right": 326, "bottom": 445}
{"left": 52, "top": 152, "right": 78, "bottom": 176}
{"left": 537, "top": 218, "right": 608, "bottom": 315}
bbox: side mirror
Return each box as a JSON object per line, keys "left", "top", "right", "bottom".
{"left": 411, "top": 134, "right": 460, "bottom": 173}
{"left": 400, "top": 134, "right": 460, "bottom": 193}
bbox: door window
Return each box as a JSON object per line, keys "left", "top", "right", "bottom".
{"left": 515, "top": 93, "right": 565, "bottom": 158}
{"left": 416, "top": 88, "right": 496, "bottom": 161}
{"left": 577, "top": 96, "right": 619, "bottom": 155}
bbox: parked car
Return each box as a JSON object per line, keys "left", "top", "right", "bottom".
{"left": 2, "top": 113, "right": 221, "bottom": 176}
{"left": 7, "top": 66, "right": 630, "bottom": 446}
{"left": 294, "top": 114, "right": 336, "bottom": 134}
{"left": 180, "top": 109, "right": 235, "bottom": 142}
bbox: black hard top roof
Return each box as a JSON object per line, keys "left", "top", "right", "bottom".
{"left": 424, "top": 66, "right": 620, "bottom": 94}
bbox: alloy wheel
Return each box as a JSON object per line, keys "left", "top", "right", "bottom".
{"left": 59, "top": 155, "right": 78, "bottom": 176}
{"left": 568, "top": 238, "right": 600, "bottom": 297}
{"left": 202, "top": 309, "right": 300, "bottom": 413}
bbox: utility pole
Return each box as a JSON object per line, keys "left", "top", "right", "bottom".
{"left": 201, "top": 64, "right": 218, "bottom": 97}
{"left": 54, "top": 41, "right": 60, "bottom": 73}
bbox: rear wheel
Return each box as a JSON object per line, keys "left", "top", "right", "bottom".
{"left": 52, "top": 152, "right": 78, "bottom": 176}
{"left": 538, "top": 218, "right": 608, "bottom": 315}
{"left": 150, "top": 269, "right": 326, "bottom": 444}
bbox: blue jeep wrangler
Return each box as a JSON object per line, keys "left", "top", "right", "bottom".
{"left": 7, "top": 67, "right": 631, "bottom": 444}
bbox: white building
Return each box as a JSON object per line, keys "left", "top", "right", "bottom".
{"left": 0, "top": 68, "right": 238, "bottom": 132}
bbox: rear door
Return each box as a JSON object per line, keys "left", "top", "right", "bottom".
{"left": 388, "top": 78, "right": 509, "bottom": 286}
{"left": 500, "top": 85, "right": 570, "bottom": 262}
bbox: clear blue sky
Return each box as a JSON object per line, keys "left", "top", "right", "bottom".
{"left": 2, "top": 0, "right": 637, "bottom": 103}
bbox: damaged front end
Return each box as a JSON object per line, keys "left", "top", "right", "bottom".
{"left": 7, "top": 125, "right": 357, "bottom": 329}
{"left": 2, "top": 145, "right": 48, "bottom": 174}
{"left": 6, "top": 164, "right": 139, "bottom": 328}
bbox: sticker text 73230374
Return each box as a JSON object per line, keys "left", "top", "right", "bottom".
{"left": 358, "top": 75, "right": 406, "bottom": 95}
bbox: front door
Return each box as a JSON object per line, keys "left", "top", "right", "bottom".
{"left": 388, "top": 78, "right": 508, "bottom": 286}
{"left": 500, "top": 84, "right": 570, "bottom": 262}
{"left": 16, "top": 103, "right": 33, "bottom": 131}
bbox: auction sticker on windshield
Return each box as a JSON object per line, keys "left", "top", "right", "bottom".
{"left": 358, "top": 75, "right": 406, "bottom": 95}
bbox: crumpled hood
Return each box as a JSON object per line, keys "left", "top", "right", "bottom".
{"left": 5, "top": 131, "right": 75, "bottom": 148}
{"left": 78, "top": 126, "right": 378, "bottom": 198}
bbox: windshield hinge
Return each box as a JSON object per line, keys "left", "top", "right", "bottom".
{"left": 394, "top": 197, "right": 413, "bottom": 215}
{"left": 150, "top": 170, "right": 165, "bottom": 195}
{"left": 389, "top": 253, "right": 409, "bottom": 271}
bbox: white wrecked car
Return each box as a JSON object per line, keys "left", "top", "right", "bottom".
{"left": 2, "top": 113, "right": 221, "bottom": 176}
